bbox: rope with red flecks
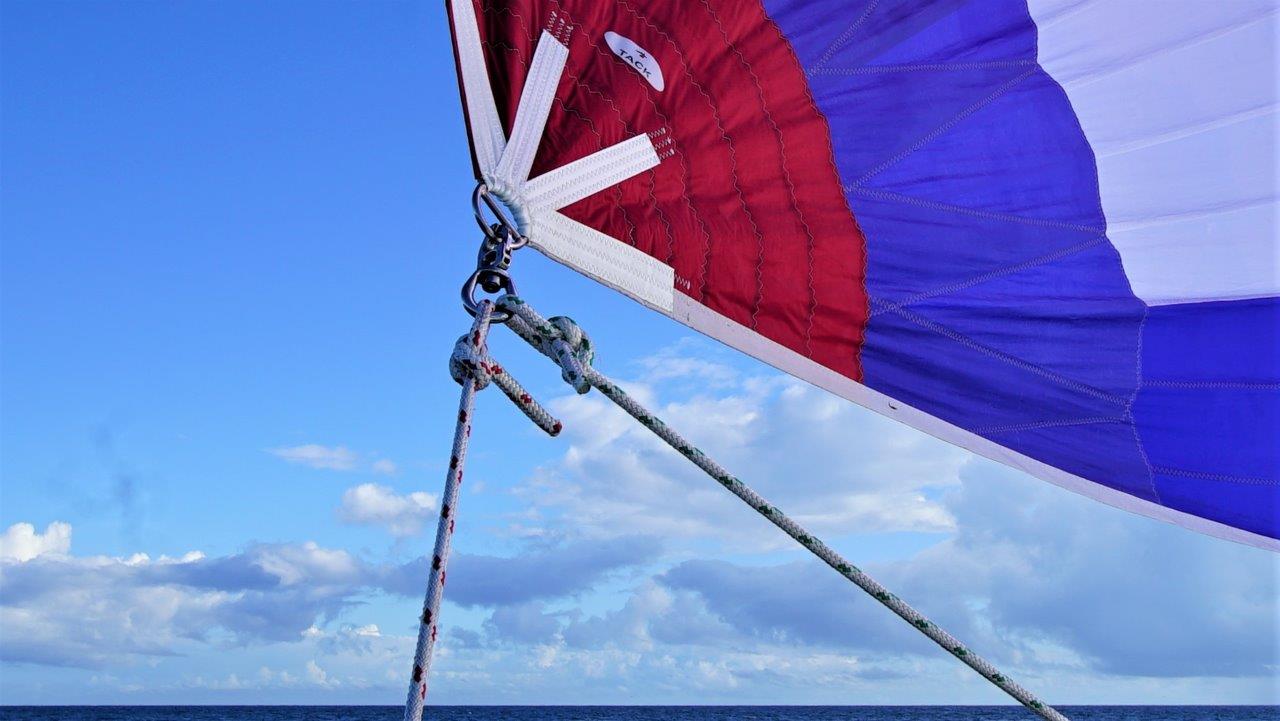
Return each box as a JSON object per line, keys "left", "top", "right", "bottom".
{"left": 402, "top": 299, "right": 560, "bottom": 721}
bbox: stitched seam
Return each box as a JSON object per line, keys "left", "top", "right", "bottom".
{"left": 484, "top": 38, "right": 606, "bottom": 173}
{"left": 762, "top": 8, "right": 871, "bottom": 377}
{"left": 1033, "top": 0, "right": 1103, "bottom": 33}
{"left": 815, "top": 0, "right": 880, "bottom": 68}
{"left": 884, "top": 305, "right": 1131, "bottom": 406}
{"left": 453, "top": 0, "right": 506, "bottom": 175}
{"left": 525, "top": 137, "right": 657, "bottom": 211}
{"left": 497, "top": 27, "right": 567, "bottom": 185}
{"left": 485, "top": 38, "right": 622, "bottom": 244}
{"left": 1027, "top": 16, "right": 1161, "bottom": 507}
{"left": 700, "top": 0, "right": 819, "bottom": 356}
{"left": 853, "top": 68, "right": 1036, "bottom": 187}
{"left": 871, "top": 235, "right": 1107, "bottom": 317}
{"left": 1151, "top": 466, "right": 1280, "bottom": 487}
{"left": 1127, "top": 305, "right": 1159, "bottom": 503}
{"left": 1064, "top": 9, "right": 1278, "bottom": 92}
{"left": 551, "top": 1, "right": 689, "bottom": 266}
{"left": 848, "top": 187, "right": 1103, "bottom": 234}
{"left": 811, "top": 59, "right": 1037, "bottom": 76}
{"left": 1143, "top": 380, "right": 1280, "bottom": 391}
{"left": 617, "top": 0, "right": 766, "bottom": 323}
{"left": 565, "top": 78, "right": 639, "bottom": 246}
{"left": 976, "top": 416, "right": 1127, "bottom": 435}
{"left": 484, "top": 2, "right": 639, "bottom": 247}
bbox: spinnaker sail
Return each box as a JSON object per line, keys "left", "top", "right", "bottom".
{"left": 445, "top": 0, "right": 1279, "bottom": 549}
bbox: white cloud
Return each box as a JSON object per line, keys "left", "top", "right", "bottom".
{"left": 338, "top": 483, "right": 435, "bottom": 537}
{"left": 0, "top": 530, "right": 374, "bottom": 668}
{"left": 305, "top": 660, "right": 337, "bottom": 688}
{"left": 4, "top": 341, "right": 1275, "bottom": 705}
{"left": 0, "top": 522, "right": 71, "bottom": 562}
{"left": 514, "top": 346, "right": 966, "bottom": 547}
{"left": 317, "top": 624, "right": 383, "bottom": 656}
{"left": 268, "top": 444, "right": 358, "bottom": 471}
{"left": 268, "top": 445, "right": 401, "bottom": 477}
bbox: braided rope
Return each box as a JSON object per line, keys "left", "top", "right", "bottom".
{"left": 450, "top": 328, "right": 563, "bottom": 435}
{"left": 403, "top": 300, "right": 560, "bottom": 721}
{"left": 495, "top": 294, "right": 1068, "bottom": 721}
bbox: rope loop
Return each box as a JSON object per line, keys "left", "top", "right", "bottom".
{"left": 448, "top": 299, "right": 495, "bottom": 389}
{"left": 449, "top": 332, "right": 493, "bottom": 390}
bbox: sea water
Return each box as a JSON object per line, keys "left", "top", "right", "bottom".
{"left": 1, "top": 708, "right": 1276, "bottom": 721}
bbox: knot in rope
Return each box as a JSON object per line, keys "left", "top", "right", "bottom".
{"left": 547, "top": 314, "right": 593, "bottom": 366}
{"left": 496, "top": 296, "right": 593, "bottom": 394}
{"left": 449, "top": 331, "right": 492, "bottom": 390}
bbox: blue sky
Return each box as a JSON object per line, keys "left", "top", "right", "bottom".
{"left": 1, "top": 0, "right": 1277, "bottom": 707}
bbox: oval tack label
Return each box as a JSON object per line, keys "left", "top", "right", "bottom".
{"left": 604, "top": 31, "right": 664, "bottom": 92}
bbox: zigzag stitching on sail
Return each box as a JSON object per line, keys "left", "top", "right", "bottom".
{"left": 547, "top": 0, "right": 696, "bottom": 265}
{"left": 617, "top": 0, "right": 767, "bottom": 325}
{"left": 699, "top": 0, "right": 821, "bottom": 357}
{"left": 1152, "top": 466, "right": 1280, "bottom": 486}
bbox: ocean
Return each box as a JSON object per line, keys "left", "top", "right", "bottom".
{"left": 1, "top": 708, "right": 1275, "bottom": 721}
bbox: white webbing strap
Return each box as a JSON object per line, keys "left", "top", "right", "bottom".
{"left": 493, "top": 29, "right": 570, "bottom": 188}
{"left": 451, "top": 1, "right": 676, "bottom": 335}
{"left": 531, "top": 211, "right": 675, "bottom": 313}
{"left": 524, "top": 132, "right": 661, "bottom": 214}
{"left": 450, "top": 0, "right": 506, "bottom": 175}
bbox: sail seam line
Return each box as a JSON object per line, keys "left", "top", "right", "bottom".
{"left": 811, "top": 58, "right": 1037, "bottom": 75}
{"left": 847, "top": 186, "right": 1103, "bottom": 233}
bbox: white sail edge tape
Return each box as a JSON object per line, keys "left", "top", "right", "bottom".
{"left": 532, "top": 211, "right": 675, "bottom": 313}
{"left": 451, "top": 0, "right": 506, "bottom": 175}
{"left": 493, "top": 30, "right": 569, "bottom": 186}
{"left": 523, "top": 133, "right": 661, "bottom": 213}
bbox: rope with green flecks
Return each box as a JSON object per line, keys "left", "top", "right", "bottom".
{"left": 493, "top": 293, "right": 1069, "bottom": 721}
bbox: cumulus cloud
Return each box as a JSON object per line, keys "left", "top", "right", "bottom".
{"left": 6, "top": 341, "right": 1275, "bottom": 703}
{"left": 379, "top": 536, "right": 661, "bottom": 607}
{"left": 0, "top": 521, "right": 658, "bottom": 673}
{"left": 456, "top": 342, "right": 1275, "bottom": 689}
{"left": 318, "top": 624, "right": 382, "bottom": 656}
{"left": 483, "top": 602, "right": 562, "bottom": 646}
{"left": 560, "top": 581, "right": 738, "bottom": 652}
{"left": 337, "top": 483, "right": 435, "bottom": 537}
{"left": 268, "top": 444, "right": 359, "bottom": 471}
{"left": 305, "top": 660, "right": 337, "bottom": 688}
{"left": 515, "top": 350, "right": 966, "bottom": 547}
{"left": 0, "top": 522, "right": 71, "bottom": 562}
{"left": 439, "top": 464, "right": 1275, "bottom": 701}
{"left": 658, "top": 461, "right": 1280, "bottom": 679}
{"left": 0, "top": 527, "right": 373, "bottom": 668}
